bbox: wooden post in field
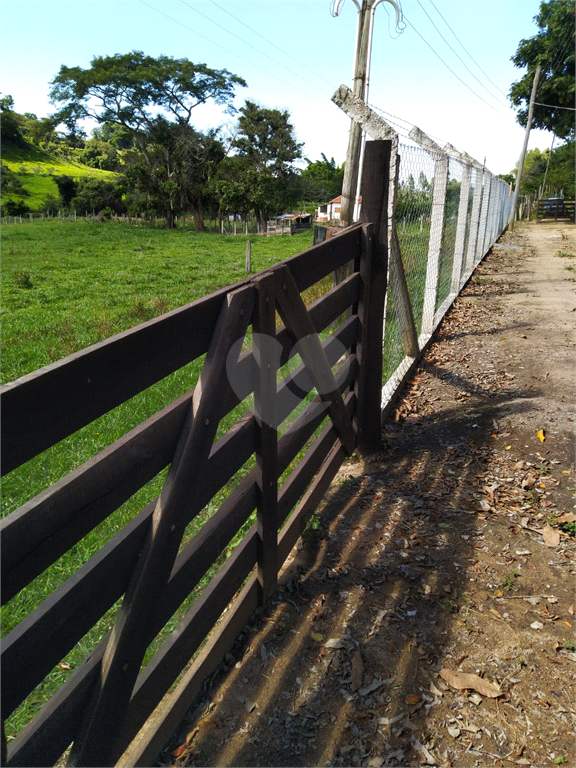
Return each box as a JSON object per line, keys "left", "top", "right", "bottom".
{"left": 246, "top": 240, "right": 252, "bottom": 273}
{"left": 355, "top": 139, "right": 391, "bottom": 453}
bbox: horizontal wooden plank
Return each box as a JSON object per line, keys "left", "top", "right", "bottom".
{"left": 1, "top": 225, "right": 362, "bottom": 476}
{"left": 3, "top": 345, "right": 358, "bottom": 716}
{"left": 111, "top": 529, "right": 259, "bottom": 762}
{"left": 118, "top": 575, "right": 260, "bottom": 768}
{"left": 2, "top": 414, "right": 257, "bottom": 716}
{"left": 1, "top": 391, "right": 191, "bottom": 596}
{"left": 278, "top": 438, "right": 348, "bottom": 567}
{"left": 3, "top": 314, "right": 360, "bottom": 601}
{"left": 1, "top": 407, "right": 256, "bottom": 604}
{"left": 274, "top": 265, "right": 356, "bottom": 456}
{"left": 3, "top": 355, "right": 358, "bottom": 762}
{"left": 2, "top": 281, "right": 362, "bottom": 597}
{"left": 277, "top": 392, "right": 355, "bottom": 526}
{"left": 4, "top": 350, "right": 359, "bottom": 767}
{"left": 283, "top": 224, "right": 362, "bottom": 293}
{"left": 221, "top": 270, "right": 361, "bottom": 414}
{"left": 5, "top": 636, "right": 107, "bottom": 767}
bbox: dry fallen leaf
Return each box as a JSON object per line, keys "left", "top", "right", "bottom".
{"left": 350, "top": 651, "right": 364, "bottom": 692}
{"left": 439, "top": 668, "right": 503, "bottom": 698}
{"left": 542, "top": 525, "right": 560, "bottom": 547}
{"left": 537, "top": 429, "right": 546, "bottom": 443}
{"left": 556, "top": 512, "right": 576, "bottom": 524}
{"left": 58, "top": 662, "right": 71, "bottom": 670}
{"left": 405, "top": 693, "right": 421, "bottom": 705}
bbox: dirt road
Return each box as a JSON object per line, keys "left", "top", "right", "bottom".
{"left": 165, "top": 221, "right": 575, "bottom": 768}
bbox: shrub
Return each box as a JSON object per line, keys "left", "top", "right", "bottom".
{"left": 3, "top": 199, "right": 30, "bottom": 215}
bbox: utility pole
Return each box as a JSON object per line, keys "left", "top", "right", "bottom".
{"left": 509, "top": 63, "right": 541, "bottom": 231}
{"left": 333, "top": 0, "right": 401, "bottom": 227}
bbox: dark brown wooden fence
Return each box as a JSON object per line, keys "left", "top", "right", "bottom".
{"left": 536, "top": 198, "right": 575, "bottom": 220}
{"left": 1, "top": 142, "right": 391, "bottom": 767}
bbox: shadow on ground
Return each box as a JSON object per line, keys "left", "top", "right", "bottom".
{"left": 163, "top": 375, "right": 539, "bottom": 768}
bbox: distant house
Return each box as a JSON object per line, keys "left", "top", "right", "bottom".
{"left": 316, "top": 195, "right": 361, "bottom": 223}
{"left": 276, "top": 212, "right": 312, "bottom": 233}
{"left": 267, "top": 211, "right": 312, "bottom": 235}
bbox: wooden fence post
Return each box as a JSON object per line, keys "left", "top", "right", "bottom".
{"left": 252, "top": 272, "right": 278, "bottom": 602}
{"left": 246, "top": 240, "right": 252, "bottom": 273}
{"left": 356, "top": 139, "right": 391, "bottom": 454}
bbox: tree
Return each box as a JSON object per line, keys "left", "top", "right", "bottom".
{"left": 223, "top": 101, "right": 303, "bottom": 230}
{"left": 49, "top": 52, "right": 246, "bottom": 227}
{"left": 509, "top": 0, "right": 575, "bottom": 140}
{"left": 505, "top": 140, "right": 575, "bottom": 197}
{"left": 122, "top": 120, "right": 224, "bottom": 229}
{"left": 50, "top": 52, "right": 246, "bottom": 154}
{"left": 1, "top": 94, "right": 25, "bottom": 143}
{"left": 300, "top": 154, "right": 344, "bottom": 202}
{"left": 546, "top": 139, "right": 575, "bottom": 196}
{"left": 54, "top": 175, "right": 78, "bottom": 206}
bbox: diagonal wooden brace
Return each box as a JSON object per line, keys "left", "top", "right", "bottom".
{"left": 272, "top": 265, "right": 356, "bottom": 456}
{"left": 68, "top": 285, "right": 255, "bottom": 767}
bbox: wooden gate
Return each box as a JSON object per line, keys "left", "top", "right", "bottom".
{"left": 1, "top": 142, "right": 391, "bottom": 766}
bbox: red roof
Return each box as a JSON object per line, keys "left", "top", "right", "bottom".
{"left": 329, "top": 195, "right": 362, "bottom": 204}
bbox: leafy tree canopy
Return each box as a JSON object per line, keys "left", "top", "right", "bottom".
{"left": 226, "top": 101, "right": 303, "bottom": 227}
{"left": 300, "top": 154, "right": 344, "bottom": 202}
{"left": 509, "top": 0, "right": 575, "bottom": 139}
{"left": 49, "top": 51, "right": 247, "bottom": 138}
{"left": 232, "top": 100, "right": 303, "bottom": 172}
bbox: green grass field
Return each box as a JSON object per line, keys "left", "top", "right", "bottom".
{"left": 1, "top": 219, "right": 322, "bottom": 741}
{"left": 1, "top": 215, "right": 438, "bottom": 742}
{"left": 2, "top": 141, "right": 117, "bottom": 210}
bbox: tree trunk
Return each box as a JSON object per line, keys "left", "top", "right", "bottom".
{"left": 192, "top": 209, "right": 206, "bottom": 232}
{"left": 165, "top": 209, "right": 176, "bottom": 229}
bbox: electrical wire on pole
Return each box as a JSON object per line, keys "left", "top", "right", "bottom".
{"left": 332, "top": 0, "right": 403, "bottom": 227}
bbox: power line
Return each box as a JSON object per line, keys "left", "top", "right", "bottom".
{"left": 427, "top": 0, "right": 509, "bottom": 99}
{"left": 179, "top": 0, "right": 330, "bottom": 99}
{"left": 208, "top": 0, "right": 336, "bottom": 90}
{"left": 534, "top": 101, "right": 576, "bottom": 111}
{"left": 416, "top": 0, "right": 509, "bottom": 108}
{"left": 138, "top": 0, "right": 321, "bottom": 102}
{"left": 402, "top": 12, "right": 512, "bottom": 118}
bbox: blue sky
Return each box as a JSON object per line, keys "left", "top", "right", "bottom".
{"left": 0, "top": 0, "right": 561, "bottom": 175}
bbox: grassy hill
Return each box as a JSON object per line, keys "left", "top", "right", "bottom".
{"left": 1, "top": 140, "right": 117, "bottom": 210}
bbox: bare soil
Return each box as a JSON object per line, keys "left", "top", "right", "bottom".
{"left": 165, "top": 221, "right": 576, "bottom": 768}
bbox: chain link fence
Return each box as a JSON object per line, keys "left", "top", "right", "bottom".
{"left": 380, "top": 132, "right": 513, "bottom": 402}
